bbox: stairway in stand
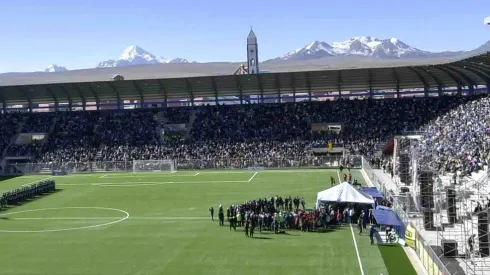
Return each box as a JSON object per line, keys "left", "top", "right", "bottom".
{"left": 153, "top": 112, "right": 166, "bottom": 143}
{"left": 0, "top": 117, "right": 27, "bottom": 168}
{"left": 184, "top": 110, "right": 197, "bottom": 139}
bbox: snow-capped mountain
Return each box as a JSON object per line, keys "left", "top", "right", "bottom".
{"left": 276, "top": 36, "right": 433, "bottom": 61}
{"left": 44, "top": 64, "right": 68, "bottom": 72}
{"left": 97, "top": 45, "right": 190, "bottom": 68}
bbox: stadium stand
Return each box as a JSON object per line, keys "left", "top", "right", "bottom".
{"left": 0, "top": 95, "right": 485, "bottom": 170}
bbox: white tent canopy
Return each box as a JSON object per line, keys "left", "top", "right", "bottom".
{"left": 316, "top": 182, "right": 375, "bottom": 205}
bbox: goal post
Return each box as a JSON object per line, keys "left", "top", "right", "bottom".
{"left": 132, "top": 160, "right": 176, "bottom": 173}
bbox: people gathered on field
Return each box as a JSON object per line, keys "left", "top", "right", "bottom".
{"left": 0, "top": 94, "right": 489, "bottom": 176}
{"left": 214, "top": 193, "right": 392, "bottom": 238}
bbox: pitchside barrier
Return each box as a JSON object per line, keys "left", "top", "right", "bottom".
{"left": 1, "top": 155, "right": 363, "bottom": 175}
{"left": 361, "top": 156, "right": 451, "bottom": 275}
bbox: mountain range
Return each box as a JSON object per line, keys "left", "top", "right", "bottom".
{"left": 39, "top": 37, "right": 490, "bottom": 72}
{"left": 96, "top": 45, "right": 191, "bottom": 68}
{"left": 271, "top": 36, "right": 490, "bottom": 61}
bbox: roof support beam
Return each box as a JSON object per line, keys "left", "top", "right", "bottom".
{"left": 306, "top": 72, "right": 312, "bottom": 101}
{"left": 17, "top": 86, "right": 32, "bottom": 112}
{"left": 406, "top": 67, "right": 429, "bottom": 97}
{"left": 107, "top": 82, "right": 121, "bottom": 109}
{"left": 392, "top": 68, "right": 400, "bottom": 98}
{"left": 157, "top": 80, "right": 168, "bottom": 107}
{"left": 58, "top": 84, "right": 73, "bottom": 111}
{"left": 44, "top": 86, "right": 59, "bottom": 111}
{"left": 234, "top": 75, "right": 243, "bottom": 105}
{"left": 184, "top": 79, "right": 194, "bottom": 106}
{"left": 257, "top": 74, "right": 264, "bottom": 103}
{"left": 133, "top": 81, "right": 145, "bottom": 108}
{"left": 445, "top": 66, "right": 475, "bottom": 95}
{"left": 211, "top": 77, "right": 219, "bottom": 106}
{"left": 456, "top": 63, "right": 490, "bottom": 94}
{"left": 275, "top": 74, "right": 281, "bottom": 103}
{"left": 72, "top": 83, "right": 86, "bottom": 110}
{"left": 337, "top": 71, "right": 342, "bottom": 99}
{"left": 414, "top": 67, "right": 444, "bottom": 96}
{"left": 87, "top": 83, "right": 100, "bottom": 110}
{"left": 291, "top": 73, "right": 296, "bottom": 103}
{"left": 464, "top": 62, "right": 490, "bottom": 94}
{"left": 465, "top": 61, "right": 490, "bottom": 73}
{"left": 368, "top": 69, "right": 373, "bottom": 98}
{"left": 433, "top": 66, "right": 463, "bottom": 95}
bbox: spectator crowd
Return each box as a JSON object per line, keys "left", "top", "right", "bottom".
{"left": 0, "top": 94, "right": 488, "bottom": 174}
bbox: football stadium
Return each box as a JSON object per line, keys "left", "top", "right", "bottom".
{"left": 1, "top": 28, "right": 490, "bottom": 275}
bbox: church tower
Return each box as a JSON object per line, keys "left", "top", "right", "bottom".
{"left": 247, "top": 28, "right": 259, "bottom": 74}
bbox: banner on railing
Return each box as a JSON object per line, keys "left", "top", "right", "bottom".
{"left": 405, "top": 223, "right": 416, "bottom": 249}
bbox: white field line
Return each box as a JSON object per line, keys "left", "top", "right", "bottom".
{"left": 21, "top": 176, "right": 54, "bottom": 187}
{"left": 57, "top": 179, "right": 249, "bottom": 187}
{"left": 349, "top": 223, "right": 365, "bottom": 275}
{"left": 99, "top": 174, "right": 108, "bottom": 179}
{"left": 194, "top": 172, "right": 200, "bottom": 176}
{"left": 337, "top": 170, "right": 342, "bottom": 183}
{"left": 101, "top": 173, "right": 201, "bottom": 178}
{"left": 247, "top": 172, "right": 258, "bottom": 182}
{"left": 5, "top": 216, "right": 209, "bottom": 221}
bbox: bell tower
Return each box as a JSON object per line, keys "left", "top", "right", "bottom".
{"left": 247, "top": 28, "right": 259, "bottom": 74}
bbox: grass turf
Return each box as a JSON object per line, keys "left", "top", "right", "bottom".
{"left": 0, "top": 169, "right": 406, "bottom": 275}
{"left": 378, "top": 244, "right": 418, "bottom": 275}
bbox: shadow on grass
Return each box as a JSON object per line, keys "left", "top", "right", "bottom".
{"left": 0, "top": 189, "right": 62, "bottom": 213}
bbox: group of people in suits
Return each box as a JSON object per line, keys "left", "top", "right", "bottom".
{"left": 0, "top": 180, "right": 56, "bottom": 209}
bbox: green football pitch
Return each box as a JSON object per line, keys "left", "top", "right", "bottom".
{"left": 0, "top": 169, "right": 413, "bottom": 275}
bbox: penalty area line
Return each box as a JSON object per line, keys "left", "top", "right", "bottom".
{"left": 247, "top": 172, "right": 258, "bottom": 182}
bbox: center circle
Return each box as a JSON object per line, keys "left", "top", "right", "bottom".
{"left": 0, "top": 207, "right": 129, "bottom": 233}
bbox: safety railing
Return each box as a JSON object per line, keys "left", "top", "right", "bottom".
{"left": 2, "top": 155, "right": 364, "bottom": 175}
{"left": 361, "top": 156, "right": 452, "bottom": 275}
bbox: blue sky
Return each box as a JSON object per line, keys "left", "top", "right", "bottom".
{"left": 1, "top": 0, "right": 489, "bottom": 72}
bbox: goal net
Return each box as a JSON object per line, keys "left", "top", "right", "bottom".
{"left": 132, "top": 160, "right": 176, "bottom": 173}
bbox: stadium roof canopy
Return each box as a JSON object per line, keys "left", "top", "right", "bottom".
{"left": 0, "top": 52, "right": 489, "bottom": 107}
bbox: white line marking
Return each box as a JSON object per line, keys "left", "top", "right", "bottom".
{"left": 247, "top": 172, "right": 258, "bottom": 182}
{"left": 337, "top": 170, "right": 342, "bottom": 183}
{"left": 349, "top": 223, "right": 365, "bottom": 275}
{"left": 194, "top": 172, "right": 200, "bottom": 176}
{"left": 102, "top": 173, "right": 199, "bottom": 178}
{"left": 92, "top": 180, "right": 247, "bottom": 187}
{"left": 99, "top": 174, "right": 108, "bottom": 179}
{"left": 7, "top": 216, "right": 209, "bottom": 221}
{"left": 21, "top": 176, "right": 54, "bottom": 187}
{"left": 0, "top": 207, "right": 129, "bottom": 233}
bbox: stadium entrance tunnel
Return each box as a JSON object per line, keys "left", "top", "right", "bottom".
{"left": 0, "top": 207, "right": 129, "bottom": 233}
